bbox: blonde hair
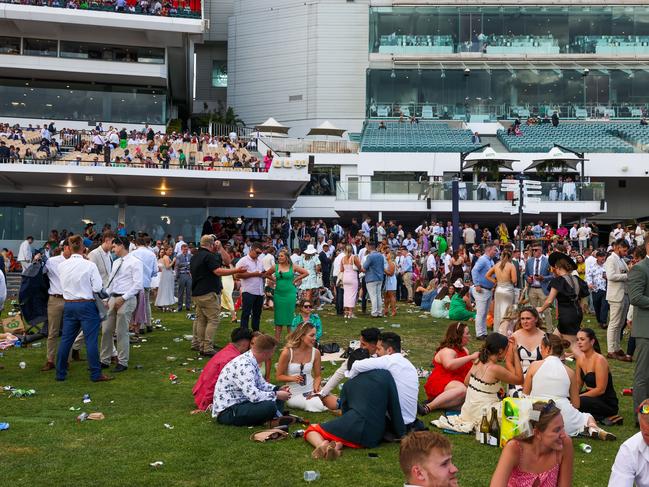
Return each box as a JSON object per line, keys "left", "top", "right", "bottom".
{"left": 344, "top": 244, "right": 353, "bottom": 257}
{"left": 284, "top": 322, "right": 315, "bottom": 349}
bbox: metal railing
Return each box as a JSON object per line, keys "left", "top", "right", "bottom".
{"left": 262, "top": 138, "right": 360, "bottom": 154}
{"left": 210, "top": 123, "right": 254, "bottom": 139}
{"left": 368, "top": 103, "right": 648, "bottom": 121}
{"left": 335, "top": 180, "right": 605, "bottom": 202}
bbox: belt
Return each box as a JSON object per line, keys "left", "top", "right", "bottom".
{"left": 110, "top": 293, "right": 124, "bottom": 298}
{"left": 65, "top": 299, "right": 93, "bottom": 303}
{"left": 49, "top": 294, "right": 63, "bottom": 299}
{"left": 531, "top": 285, "right": 542, "bottom": 289}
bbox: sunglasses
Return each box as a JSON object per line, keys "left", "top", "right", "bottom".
{"left": 303, "top": 304, "right": 312, "bottom": 309}
{"left": 638, "top": 404, "right": 649, "bottom": 415}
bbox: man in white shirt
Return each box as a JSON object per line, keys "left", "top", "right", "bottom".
{"left": 608, "top": 399, "right": 649, "bottom": 487}
{"left": 577, "top": 223, "right": 591, "bottom": 253}
{"left": 100, "top": 236, "right": 143, "bottom": 372}
{"left": 131, "top": 236, "right": 158, "bottom": 333}
{"left": 403, "top": 233, "right": 418, "bottom": 253}
{"left": 17, "top": 236, "right": 33, "bottom": 271}
{"left": 346, "top": 331, "right": 418, "bottom": 426}
{"left": 569, "top": 223, "right": 579, "bottom": 250}
{"left": 55, "top": 235, "right": 112, "bottom": 382}
{"left": 426, "top": 251, "right": 437, "bottom": 283}
{"left": 400, "top": 431, "right": 459, "bottom": 487}
{"left": 174, "top": 235, "right": 187, "bottom": 255}
{"left": 41, "top": 241, "right": 72, "bottom": 371}
{"left": 361, "top": 217, "right": 372, "bottom": 238}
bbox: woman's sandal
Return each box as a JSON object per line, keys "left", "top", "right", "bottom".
{"left": 589, "top": 426, "right": 617, "bottom": 441}
{"left": 600, "top": 415, "right": 623, "bottom": 427}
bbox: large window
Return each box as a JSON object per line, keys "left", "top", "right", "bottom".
{"left": 367, "top": 68, "right": 649, "bottom": 119}
{"left": 370, "top": 6, "right": 649, "bottom": 55}
{"left": 0, "top": 78, "right": 166, "bottom": 124}
{"left": 211, "top": 61, "right": 227, "bottom": 88}
{"left": 0, "top": 36, "right": 20, "bottom": 55}
{"left": 23, "top": 38, "right": 57, "bottom": 57}
{"left": 59, "top": 41, "right": 164, "bottom": 64}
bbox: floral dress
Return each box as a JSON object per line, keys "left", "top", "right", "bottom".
{"left": 299, "top": 255, "right": 321, "bottom": 290}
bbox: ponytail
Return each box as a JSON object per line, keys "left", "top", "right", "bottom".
{"left": 478, "top": 333, "right": 509, "bottom": 363}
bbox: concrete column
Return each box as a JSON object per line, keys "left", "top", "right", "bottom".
{"left": 378, "top": 211, "right": 383, "bottom": 222}
{"left": 118, "top": 204, "right": 126, "bottom": 225}
{"left": 557, "top": 212, "right": 562, "bottom": 227}
{"left": 266, "top": 208, "right": 272, "bottom": 236}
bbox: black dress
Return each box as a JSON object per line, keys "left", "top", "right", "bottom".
{"left": 549, "top": 275, "right": 589, "bottom": 335}
{"left": 579, "top": 370, "right": 619, "bottom": 420}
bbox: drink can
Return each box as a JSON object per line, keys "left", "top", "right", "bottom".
{"left": 579, "top": 443, "right": 592, "bottom": 454}
{"left": 19, "top": 361, "right": 26, "bottom": 369}
{"left": 77, "top": 412, "right": 89, "bottom": 422}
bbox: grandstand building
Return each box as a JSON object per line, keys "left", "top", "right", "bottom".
{"left": 1, "top": 0, "right": 649, "bottom": 250}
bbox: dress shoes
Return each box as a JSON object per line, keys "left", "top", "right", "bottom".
{"left": 71, "top": 349, "right": 83, "bottom": 361}
{"left": 113, "top": 364, "right": 128, "bottom": 372}
{"left": 92, "top": 375, "right": 115, "bottom": 382}
{"left": 41, "top": 362, "right": 55, "bottom": 371}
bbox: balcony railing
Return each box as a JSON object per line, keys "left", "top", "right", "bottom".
{"left": 335, "top": 181, "right": 605, "bottom": 202}
{"left": 262, "top": 138, "right": 360, "bottom": 155}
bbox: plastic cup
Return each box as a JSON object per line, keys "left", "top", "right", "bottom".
{"left": 303, "top": 471, "right": 320, "bottom": 482}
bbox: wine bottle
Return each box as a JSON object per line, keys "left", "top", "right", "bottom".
{"left": 489, "top": 407, "right": 500, "bottom": 447}
{"left": 479, "top": 407, "right": 490, "bottom": 445}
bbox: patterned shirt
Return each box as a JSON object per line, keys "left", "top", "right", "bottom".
{"left": 586, "top": 262, "right": 607, "bottom": 292}
{"left": 212, "top": 350, "right": 276, "bottom": 416}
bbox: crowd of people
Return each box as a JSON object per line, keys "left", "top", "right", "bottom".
{"left": 6, "top": 212, "right": 649, "bottom": 486}
{"left": 5, "top": 0, "right": 201, "bottom": 17}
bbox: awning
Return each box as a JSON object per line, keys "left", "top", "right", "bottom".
{"left": 254, "top": 117, "right": 290, "bottom": 135}
{"left": 307, "top": 121, "right": 346, "bottom": 137}
{"left": 462, "top": 147, "right": 519, "bottom": 171}
{"left": 525, "top": 147, "right": 587, "bottom": 172}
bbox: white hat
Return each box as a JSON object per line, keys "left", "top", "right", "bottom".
{"left": 304, "top": 244, "right": 318, "bottom": 255}
{"left": 453, "top": 278, "right": 465, "bottom": 289}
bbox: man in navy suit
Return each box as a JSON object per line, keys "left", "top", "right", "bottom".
{"left": 524, "top": 245, "right": 554, "bottom": 328}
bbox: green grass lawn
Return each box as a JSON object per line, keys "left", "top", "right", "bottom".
{"left": 0, "top": 302, "right": 637, "bottom": 486}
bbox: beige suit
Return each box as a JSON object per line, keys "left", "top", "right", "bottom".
{"left": 605, "top": 252, "right": 629, "bottom": 354}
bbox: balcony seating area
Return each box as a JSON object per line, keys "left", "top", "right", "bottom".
{"left": 361, "top": 121, "right": 480, "bottom": 152}
{"left": 497, "top": 123, "right": 647, "bottom": 153}
{"left": 0, "top": 135, "right": 58, "bottom": 160}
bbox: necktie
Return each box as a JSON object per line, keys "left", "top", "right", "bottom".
{"left": 535, "top": 258, "right": 540, "bottom": 276}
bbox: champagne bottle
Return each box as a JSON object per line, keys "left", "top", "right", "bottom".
{"left": 489, "top": 407, "right": 500, "bottom": 446}
{"left": 479, "top": 407, "right": 490, "bottom": 445}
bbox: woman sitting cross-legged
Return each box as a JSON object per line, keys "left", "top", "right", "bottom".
{"left": 430, "top": 286, "right": 452, "bottom": 319}
{"left": 523, "top": 333, "right": 616, "bottom": 441}
{"left": 432, "top": 333, "right": 523, "bottom": 433}
{"left": 575, "top": 328, "right": 621, "bottom": 426}
{"left": 421, "top": 322, "right": 479, "bottom": 414}
{"left": 289, "top": 298, "right": 323, "bottom": 342}
{"left": 303, "top": 348, "right": 406, "bottom": 460}
{"left": 489, "top": 400, "right": 574, "bottom": 487}
{"left": 275, "top": 323, "right": 328, "bottom": 413}
{"left": 448, "top": 284, "right": 476, "bottom": 322}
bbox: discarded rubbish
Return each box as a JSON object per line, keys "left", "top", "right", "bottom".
{"left": 183, "top": 335, "right": 193, "bottom": 341}
{"left": 77, "top": 412, "right": 89, "bottom": 422}
{"left": 173, "top": 338, "right": 183, "bottom": 343}
{"left": 135, "top": 365, "right": 144, "bottom": 370}
{"left": 166, "top": 356, "right": 177, "bottom": 361}
{"left": 88, "top": 413, "right": 105, "bottom": 421}
{"left": 623, "top": 388, "right": 633, "bottom": 396}
{"left": 303, "top": 471, "right": 320, "bottom": 482}
{"left": 140, "top": 339, "right": 147, "bottom": 343}
{"left": 18, "top": 361, "right": 26, "bottom": 369}
{"left": 163, "top": 423, "right": 174, "bottom": 430}
{"left": 9, "top": 388, "right": 36, "bottom": 398}
{"left": 579, "top": 443, "right": 592, "bottom": 454}
{"left": 391, "top": 324, "right": 401, "bottom": 328}
{"left": 31, "top": 342, "right": 42, "bottom": 348}
{"left": 169, "top": 373, "right": 178, "bottom": 383}
{"left": 82, "top": 393, "right": 91, "bottom": 404}
{"left": 69, "top": 406, "right": 81, "bottom": 411}
{"left": 0, "top": 422, "right": 9, "bottom": 430}
{"left": 150, "top": 461, "right": 164, "bottom": 468}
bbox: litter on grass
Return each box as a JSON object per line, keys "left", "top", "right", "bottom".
{"left": 150, "top": 461, "right": 164, "bottom": 468}
{"left": 164, "top": 423, "right": 174, "bottom": 430}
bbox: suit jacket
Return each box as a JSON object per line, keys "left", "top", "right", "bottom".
{"left": 605, "top": 252, "right": 628, "bottom": 302}
{"left": 321, "top": 369, "right": 405, "bottom": 448}
{"left": 524, "top": 256, "right": 552, "bottom": 295}
{"left": 629, "top": 258, "right": 649, "bottom": 339}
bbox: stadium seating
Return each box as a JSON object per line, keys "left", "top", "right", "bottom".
{"left": 361, "top": 121, "right": 480, "bottom": 152}
{"left": 496, "top": 123, "right": 649, "bottom": 153}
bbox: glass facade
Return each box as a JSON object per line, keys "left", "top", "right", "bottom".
{"left": 367, "top": 69, "right": 649, "bottom": 120}
{"left": 59, "top": 41, "right": 164, "bottom": 64}
{"left": 0, "top": 36, "right": 20, "bottom": 55}
{"left": 0, "top": 78, "right": 166, "bottom": 124}
{"left": 370, "top": 6, "right": 649, "bottom": 55}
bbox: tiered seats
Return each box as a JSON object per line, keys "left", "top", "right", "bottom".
{"left": 0, "top": 136, "right": 58, "bottom": 159}
{"left": 361, "top": 121, "right": 479, "bottom": 152}
{"left": 497, "top": 123, "right": 643, "bottom": 153}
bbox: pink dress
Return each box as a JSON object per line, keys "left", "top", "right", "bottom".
{"left": 342, "top": 262, "right": 358, "bottom": 308}
{"left": 507, "top": 441, "right": 560, "bottom": 487}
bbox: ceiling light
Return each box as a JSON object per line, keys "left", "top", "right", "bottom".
{"left": 160, "top": 190, "right": 166, "bottom": 195}
{"left": 249, "top": 192, "right": 254, "bottom": 198}
{"left": 66, "top": 188, "right": 72, "bottom": 193}
{"left": 390, "top": 69, "right": 396, "bottom": 79}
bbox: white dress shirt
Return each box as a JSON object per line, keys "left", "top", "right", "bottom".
{"left": 88, "top": 246, "right": 112, "bottom": 287}
{"left": 131, "top": 246, "right": 158, "bottom": 288}
{"left": 426, "top": 254, "right": 437, "bottom": 272}
{"left": 18, "top": 239, "right": 32, "bottom": 262}
{"left": 174, "top": 239, "right": 187, "bottom": 255}
{"left": 45, "top": 255, "right": 65, "bottom": 295}
{"left": 59, "top": 254, "right": 103, "bottom": 300}
{"left": 107, "top": 253, "right": 144, "bottom": 301}
{"left": 332, "top": 252, "right": 345, "bottom": 278}
{"left": 346, "top": 353, "right": 419, "bottom": 424}
{"left": 609, "top": 431, "right": 649, "bottom": 487}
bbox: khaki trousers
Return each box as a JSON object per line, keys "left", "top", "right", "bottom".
{"left": 607, "top": 296, "right": 629, "bottom": 354}
{"left": 46, "top": 295, "right": 84, "bottom": 362}
{"left": 402, "top": 272, "right": 414, "bottom": 301}
{"left": 192, "top": 292, "right": 221, "bottom": 353}
{"left": 100, "top": 296, "right": 136, "bottom": 367}
{"left": 528, "top": 287, "right": 553, "bottom": 329}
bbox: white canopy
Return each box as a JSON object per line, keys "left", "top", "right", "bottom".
{"left": 526, "top": 147, "right": 587, "bottom": 171}
{"left": 463, "top": 147, "right": 519, "bottom": 171}
{"left": 254, "top": 117, "right": 290, "bottom": 135}
{"left": 306, "top": 121, "right": 346, "bottom": 137}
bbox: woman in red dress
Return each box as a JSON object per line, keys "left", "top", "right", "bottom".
{"left": 421, "top": 322, "right": 478, "bottom": 414}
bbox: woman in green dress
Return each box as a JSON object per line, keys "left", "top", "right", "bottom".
{"left": 268, "top": 249, "right": 309, "bottom": 342}
{"left": 448, "top": 285, "right": 477, "bottom": 322}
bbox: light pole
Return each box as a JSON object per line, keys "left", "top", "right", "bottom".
{"left": 455, "top": 144, "right": 490, "bottom": 249}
